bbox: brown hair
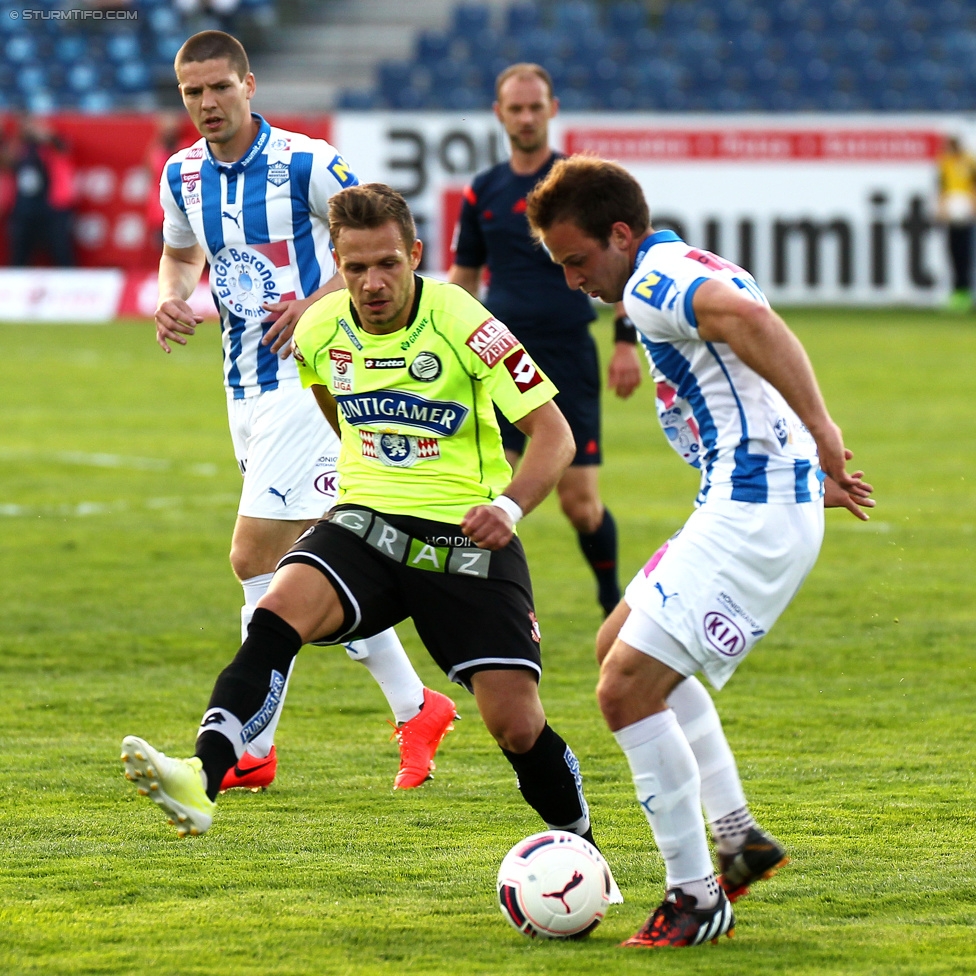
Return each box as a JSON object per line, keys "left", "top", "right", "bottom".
{"left": 328, "top": 183, "right": 417, "bottom": 250}
{"left": 526, "top": 155, "right": 650, "bottom": 245}
{"left": 495, "top": 62, "right": 554, "bottom": 102}
{"left": 175, "top": 31, "right": 250, "bottom": 82}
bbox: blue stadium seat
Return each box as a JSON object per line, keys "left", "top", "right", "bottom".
{"left": 452, "top": 3, "right": 492, "bottom": 37}
{"left": 447, "top": 86, "right": 481, "bottom": 110}
{"left": 416, "top": 31, "right": 451, "bottom": 63}
{"left": 5, "top": 33, "right": 37, "bottom": 64}
{"left": 54, "top": 34, "right": 86, "bottom": 64}
{"left": 79, "top": 90, "right": 115, "bottom": 114}
{"left": 506, "top": 3, "right": 539, "bottom": 36}
{"left": 106, "top": 32, "right": 141, "bottom": 63}
{"left": 16, "top": 62, "right": 46, "bottom": 95}
{"left": 607, "top": 1, "right": 644, "bottom": 38}
{"left": 117, "top": 60, "right": 151, "bottom": 93}
{"left": 26, "top": 90, "right": 57, "bottom": 114}
{"left": 67, "top": 62, "right": 100, "bottom": 95}
{"left": 554, "top": 0, "right": 598, "bottom": 33}
{"left": 338, "top": 89, "right": 379, "bottom": 110}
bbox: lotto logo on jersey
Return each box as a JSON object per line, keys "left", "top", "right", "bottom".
{"left": 631, "top": 270, "right": 676, "bottom": 310}
{"left": 328, "top": 153, "right": 359, "bottom": 188}
{"left": 330, "top": 349, "right": 354, "bottom": 391}
{"left": 466, "top": 317, "right": 519, "bottom": 366}
{"left": 503, "top": 349, "right": 543, "bottom": 392}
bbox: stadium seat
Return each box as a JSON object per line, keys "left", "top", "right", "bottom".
{"left": 416, "top": 31, "right": 451, "bottom": 63}
{"left": 505, "top": 3, "right": 540, "bottom": 36}
{"left": 338, "top": 89, "right": 379, "bottom": 110}
{"left": 554, "top": 0, "right": 598, "bottom": 33}
{"left": 452, "top": 3, "right": 492, "bottom": 37}
{"left": 106, "top": 32, "right": 142, "bottom": 64}
{"left": 117, "top": 61, "right": 152, "bottom": 94}
{"left": 5, "top": 33, "right": 37, "bottom": 64}
{"left": 607, "top": 1, "right": 644, "bottom": 38}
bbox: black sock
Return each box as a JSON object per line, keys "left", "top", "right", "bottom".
{"left": 577, "top": 507, "right": 620, "bottom": 616}
{"left": 501, "top": 723, "right": 591, "bottom": 835}
{"left": 195, "top": 607, "right": 302, "bottom": 800}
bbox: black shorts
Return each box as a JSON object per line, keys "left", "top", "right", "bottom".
{"left": 497, "top": 332, "right": 601, "bottom": 466}
{"left": 278, "top": 506, "right": 543, "bottom": 690}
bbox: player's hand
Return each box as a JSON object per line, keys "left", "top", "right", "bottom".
{"left": 461, "top": 504, "right": 515, "bottom": 551}
{"left": 262, "top": 296, "right": 315, "bottom": 357}
{"left": 155, "top": 298, "right": 204, "bottom": 353}
{"left": 607, "top": 341, "right": 643, "bottom": 399}
{"left": 823, "top": 472, "right": 875, "bottom": 521}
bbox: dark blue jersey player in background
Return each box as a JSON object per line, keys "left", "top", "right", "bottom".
{"left": 449, "top": 62, "right": 644, "bottom": 617}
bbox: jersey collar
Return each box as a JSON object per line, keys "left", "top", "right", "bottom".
{"left": 205, "top": 113, "right": 271, "bottom": 174}
{"left": 633, "top": 229, "right": 683, "bottom": 272}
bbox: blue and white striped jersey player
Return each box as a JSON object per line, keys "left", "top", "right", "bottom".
{"left": 153, "top": 31, "right": 455, "bottom": 794}
{"left": 527, "top": 156, "right": 873, "bottom": 949}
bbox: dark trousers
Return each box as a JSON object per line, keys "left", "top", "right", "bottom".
{"left": 948, "top": 223, "right": 974, "bottom": 291}
{"left": 9, "top": 207, "right": 74, "bottom": 267}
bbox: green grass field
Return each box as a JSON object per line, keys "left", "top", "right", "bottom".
{"left": 1, "top": 311, "right": 974, "bottom": 975}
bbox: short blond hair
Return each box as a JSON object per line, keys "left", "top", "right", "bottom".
{"left": 495, "top": 62, "right": 553, "bottom": 102}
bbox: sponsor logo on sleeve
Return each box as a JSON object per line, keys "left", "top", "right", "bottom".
{"left": 185, "top": 147, "right": 204, "bottom": 160}
{"left": 269, "top": 137, "right": 291, "bottom": 152}
{"left": 181, "top": 171, "right": 201, "bottom": 193}
{"left": 184, "top": 193, "right": 201, "bottom": 208}
{"left": 330, "top": 348, "right": 354, "bottom": 392}
{"left": 292, "top": 342, "right": 307, "bottom": 365}
{"left": 267, "top": 161, "right": 290, "bottom": 187}
{"left": 503, "top": 349, "right": 544, "bottom": 392}
{"left": 631, "top": 270, "right": 676, "bottom": 309}
{"left": 328, "top": 153, "right": 359, "bottom": 188}
{"left": 466, "top": 317, "right": 519, "bottom": 366}
{"left": 409, "top": 351, "right": 441, "bottom": 382}
{"left": 684, "top": 248, "right": 744, "bottom": 273}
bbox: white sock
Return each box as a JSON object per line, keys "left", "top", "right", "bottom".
{"left": 245, "top": 655, "right": 296, "bottom": 759}
{"left": 667, "top": 676, "right": 753, "bottom": 851}
{"left": 240, "top": 572, "right": 274, "bottom": 643}
{"left": 614, "top": 709, "right": 717, "bottom": 905}
{"left": 344, "top": 628, "right": 425, "bottom": 725}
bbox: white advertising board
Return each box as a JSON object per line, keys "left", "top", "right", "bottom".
{"left": 0, "top": 268, "right": 125, "bottom": 322}
{"left": 334, "top": 112, "right": 976, "bottom": 305}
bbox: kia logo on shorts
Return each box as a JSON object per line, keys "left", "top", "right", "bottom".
{"left": 703, "top": 611, "right": 745, "bottom": 657}
{"left": 315, "top": 472, "right": 338, "bottom": 496}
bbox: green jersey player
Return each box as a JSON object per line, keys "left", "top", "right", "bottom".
{"left": 120, "top": 184, "right": 620, "bottom": 899}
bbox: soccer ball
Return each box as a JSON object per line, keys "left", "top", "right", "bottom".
{"left": 497, "top": 830, "right": 611, "bottom": 939}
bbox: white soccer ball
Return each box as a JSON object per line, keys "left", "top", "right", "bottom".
{"left": 497, "top": 830, "right": 611, "bottom": 939}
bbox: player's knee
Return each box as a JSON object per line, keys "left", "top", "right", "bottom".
{"left": 596, "top": 656, "right": 638, "bottom": 727}
{"left": 485, "top": 712, "right": 544, "bottom": 754}
{"left": 229, "top": 544, "right": 259, "bottom": 583}
{"left": 559, "top": 492, "right": 602, "bottom": 533}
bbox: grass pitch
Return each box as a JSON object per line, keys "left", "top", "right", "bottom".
{"left": 0, "top": 311, "right": 973, "bottom": 975}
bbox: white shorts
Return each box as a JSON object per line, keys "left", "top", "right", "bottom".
{"left": 620, "top": 498, "right": 824, "bottom": 690}
{"left": 227, "top": 385, "right": 340, "bottom": 521}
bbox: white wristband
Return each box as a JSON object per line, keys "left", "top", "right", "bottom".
{"left": 490, "top": 494, "right": 523, "bottom": 524}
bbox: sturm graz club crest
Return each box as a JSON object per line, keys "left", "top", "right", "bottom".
{"left": 410, "top": 351, "right": 441, "bottom": 382}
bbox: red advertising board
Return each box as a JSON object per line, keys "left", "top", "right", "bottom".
{"left": 0, "top": 113, "right": 333, "bottom": 270}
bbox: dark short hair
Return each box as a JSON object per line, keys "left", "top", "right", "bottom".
{"left": 495, "top": 62, "right": 554, "bottom": 102}
{"left": 328, "top": 183, "right": 417, "bottom": 251}
{"left": 526, "top": 155, "right": 650, "bottom": 245}
{"left": 175, "top": 31, "right": 250, "bottom": 82}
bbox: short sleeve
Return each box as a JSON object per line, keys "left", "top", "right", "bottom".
{"left": 159, "top": 164, "right": 197, "bottom": 250}
{"left": 452, "top": 184, "right": 487, "bottom": 268}
{"left": 307, "top": 141, "right": 360, "bottom": 221}
{"left": 449, "top": 289, "right": 557, "bottom": 423}
{"left": 624, "top": 262, "right": 710, "bottom": 344}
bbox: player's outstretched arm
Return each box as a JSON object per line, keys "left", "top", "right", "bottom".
{"left": 155, "top": 244, "right": 206, "bottom": 353}
{"left": 262, "top": 271, "right": 345, "bottom": 358}
{"left": 693, "top": 279, "right": 862, "bottom": 492}
{"left": 461, "top": 400, "right": 574, "bottom": 550}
